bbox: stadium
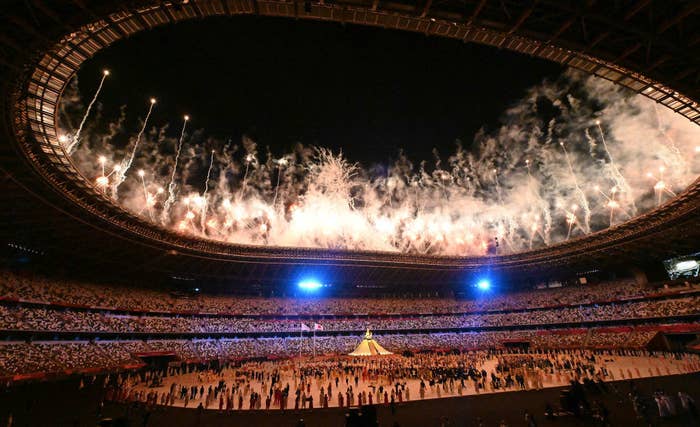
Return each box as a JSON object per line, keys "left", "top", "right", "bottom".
{"left": 1, "top": 1, "right": 699, "bottom": 426}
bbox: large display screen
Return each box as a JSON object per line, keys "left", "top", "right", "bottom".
{"left": 663, "top": 252, "right": 700, "bottom": 280}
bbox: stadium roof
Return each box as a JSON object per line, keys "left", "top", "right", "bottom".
{"left": 1, "top": 0, "right": 699, "bottom": 287}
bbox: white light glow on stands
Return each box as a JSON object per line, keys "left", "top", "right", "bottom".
{"left": 298, "top": 279, "right": 323, "bottom": 291}
{"left": 476, "top": 279, "right": 491, "bottom": 290}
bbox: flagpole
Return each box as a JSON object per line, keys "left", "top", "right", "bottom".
{"left": 300, "top": 324, "right": 303, "bottom": 359}
{"left": 313, "top": 328, "right": 316, "bottom": 359}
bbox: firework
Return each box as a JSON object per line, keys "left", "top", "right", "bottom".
{"left": 559, "top": 141, "right": 591, "bottom": 233}
{"left": 161, "top": 115, "right": 189, "bottom": 223}
{"left": 113, "top": 97, "right": 157, "bottom": 194}
{"left": 66, "top": 70, "right": 109, "bottom": 154}
{"left": 62, "top": 70, "right": 700, "bottom": 256}
{"left": 199, "top": 150, "right": 216, "bottom": 231}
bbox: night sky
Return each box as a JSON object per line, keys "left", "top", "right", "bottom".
{"left": 78, "top": 15, "right": 563, "bottom": 166}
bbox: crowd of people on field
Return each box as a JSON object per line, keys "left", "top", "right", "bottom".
{"left": 106, "top": 349, "right": 699, "bottom": 414}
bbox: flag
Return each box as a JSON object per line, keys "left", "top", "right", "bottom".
{"left": 301, "top": 323, "right": 311, "bottom": 332}
{"left": 313, "top": 323, "right": 324, "bottom": 331}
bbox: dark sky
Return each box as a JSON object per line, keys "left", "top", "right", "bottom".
{"left": 78, "top": 15, "right": 563, "bottom": 166}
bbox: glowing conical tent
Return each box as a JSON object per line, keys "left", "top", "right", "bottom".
{"left": 349, "top": 329, "right": 393, "bottom": 356}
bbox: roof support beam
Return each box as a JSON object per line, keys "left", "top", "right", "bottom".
{"left": 535, "top": 1, "right": 593, "bottom": 54}
{"left": 190, "top": 0, "right": 204, "bottom": 18}
{"left": 419, "top": 0, "right": 432, "bottom": 18}
{"left": 549, "top": 16, "right": 575, "bottom": 41}
{"left": 623, "top": 0, "right": 652, "bottom": 21}
{"left": 645, "top": 54, "right": 671, "bottom": 73}
{"left": 508, "top": 0, "right": 538, "bottom": 35}
{"left": 219, "top": 0, "right": 231, "bottom": 15}
{"left": 7, "top": 14, "right": 50, "bottom": 44}
{"left": 613, "top": 41, "right": 643, "bottom": 63}
{"left": 31, "top": 0, "right": 74, "bottom": 32}
{"left": 70, "top": 0, "right": 99, "bottom": 21}
{"left": 586, "top": 31, "right": 609, "bottom": 51}
{"left": 0, "top": 34, "right": 23, "bottom": 53}
{"left": 72, "top": 0, "right": 127, "bottom": 38}
{"left": 160, "top": 3, "right": 177, "bottom": 22}
{"left": 468, "top": 0, "right": 487, "bottom": 24}
{"left": 0, "top": 54, "right": 22, "bottom": 72}
{"left": 657, "top": 3, "right": 700, "bottom": 34}
{"left": 671, "top": 67, "right": 697, "bottom": 82}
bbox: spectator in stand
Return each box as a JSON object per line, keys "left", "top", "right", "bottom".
{"left": 1, "top": 295, "right": 698, "bottom": 334}
{"left": 1, "top": 331, "right": 698, "bottom": 377}
{"left": 1, "top": 269, "right": 699, "bottom": 378}
{"left": 2, "top": 269, "right": 696, "bottom": 316}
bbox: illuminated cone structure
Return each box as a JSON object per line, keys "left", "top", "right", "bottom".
{"left": 348, "top": 329, "right": 392, "bottom": 356}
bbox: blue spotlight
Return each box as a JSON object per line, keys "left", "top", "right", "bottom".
{"left": 476, "top": 279, "right": 491, "bottom": 291}
{"left": 298, "top": 279, "right": 323, "bottom": 291}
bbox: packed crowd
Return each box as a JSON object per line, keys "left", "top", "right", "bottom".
{"left": 2, "top": 270, "right": 695, "bottom": 316}
{"left": 0, "top": 329, "right": 668, "bottom": 377}
{"left": 1, "top": 296, "right": 698, "bottom": 334}
{"left": 1, "top": 270, "right": 698, "bottom": 379}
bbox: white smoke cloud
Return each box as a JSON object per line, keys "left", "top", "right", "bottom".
{"left": 58, "top": 70, "right": 700, "bottom": 256}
